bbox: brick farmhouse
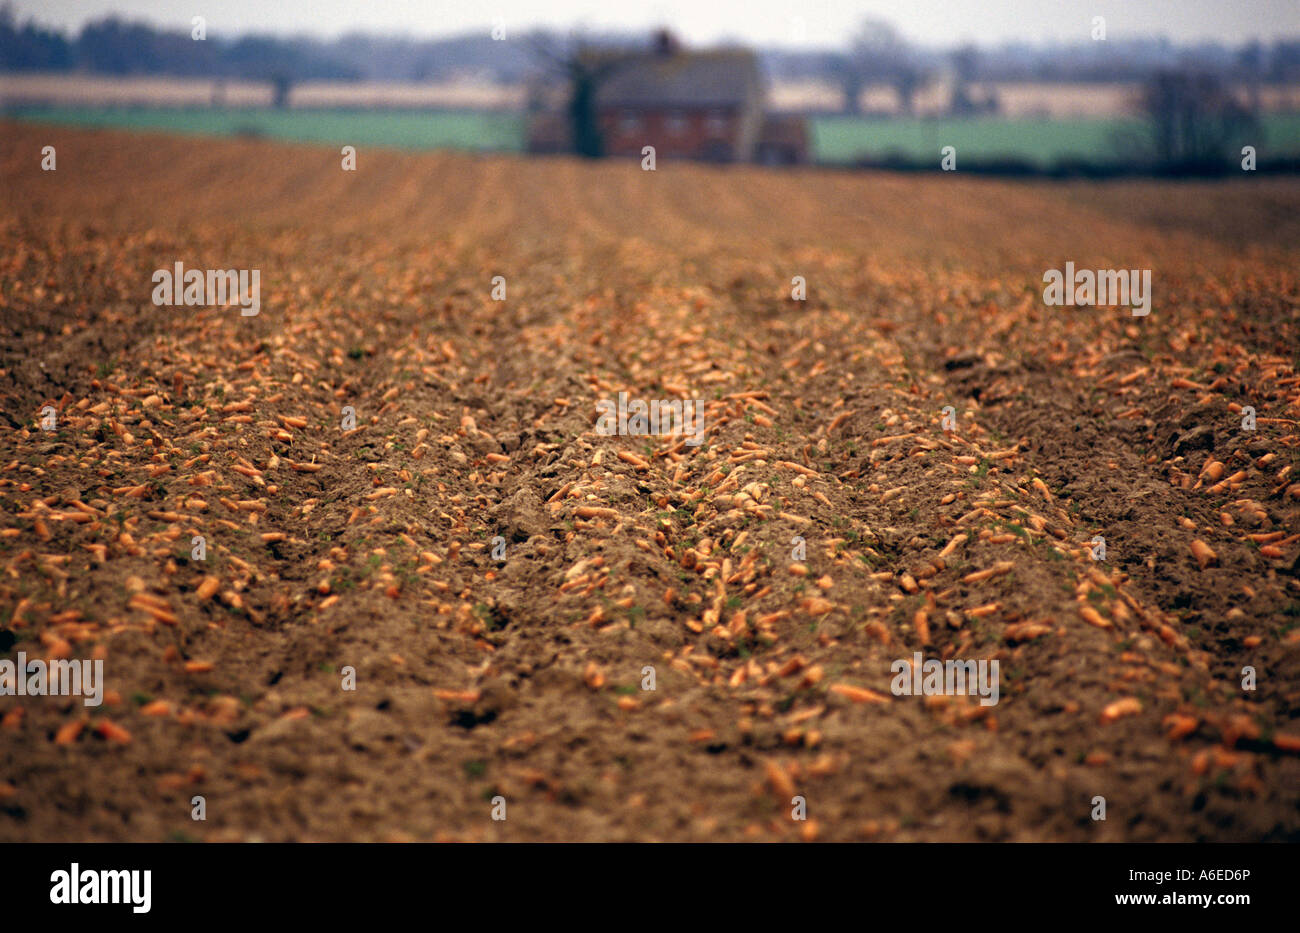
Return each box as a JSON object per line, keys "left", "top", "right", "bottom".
{"left": 528, "top": 32, "right": 808, "bottom": 165}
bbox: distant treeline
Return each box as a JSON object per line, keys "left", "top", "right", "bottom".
{"left": 0, "top": 5, "right": 540, "bottom": 82}
{"left": 0, "top": 10, "right": 346, "bottom": 79}
{"left": 765, "top": 36, "right": 1300, "bottom": 86}
{"left": 4, "top": 3, "right": 1300, "bottom": 88}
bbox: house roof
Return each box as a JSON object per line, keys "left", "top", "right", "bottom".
{"left": 595, "top": 48, "right": 762, "bottom": 109}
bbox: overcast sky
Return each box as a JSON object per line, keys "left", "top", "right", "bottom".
{"left": 11, "top": 0, "right": 1300, "bottom": 47}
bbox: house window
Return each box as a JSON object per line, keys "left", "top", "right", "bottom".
{"left": 665, "top": 111, "right": 688, "bottom": 135}
{"left": 620, "top": 111, "right": 642, "bottom": 134}
{"left": 705, "top": 111, "right": 728, "bottom": 136}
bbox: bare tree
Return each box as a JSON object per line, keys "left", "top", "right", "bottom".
{"left": 1236, "top": 40, "right": 1264, "bottom": 112}
{"left": 839, "top": 19, "right": 926, "bottom": 116}
{"left": 529, "top": 33, "right": 627, "bottom": 158}
{"left": 949, "top": 44, "right": 986, "bottom": 116}
{"left": 1141, "top": 70, "right": 1258, "bottom": 169}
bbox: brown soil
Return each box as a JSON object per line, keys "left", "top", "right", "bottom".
{"left": 1, "top": 123, "right": 1298, "bottom": 841}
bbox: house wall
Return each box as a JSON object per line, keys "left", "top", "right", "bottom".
{"left": 598, "top": 107, "right": 742, "bottom": 161}
{"left": 735, "top": 95, "right": 763, "bottom": 162}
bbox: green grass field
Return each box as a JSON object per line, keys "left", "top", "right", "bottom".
{"left": 8, "top": 105, "right": 1300, "bottom": 165}
{"left": 5, "top": 106, "right": 525, "bottom": 152}
{"left": 812, "top": 113, "right": 1300, "bottom": 165}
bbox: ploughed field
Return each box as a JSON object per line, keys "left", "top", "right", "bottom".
{"left": 1, "top": 122, "right": 1299, "bottom": 841}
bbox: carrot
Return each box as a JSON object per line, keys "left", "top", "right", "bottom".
{"left": 1079, "top": 606, "right": 1111, "bottom": 629}
{"left": 939, "top": 533, "right": 968, "bottom": 558}
{"left": 1273, "top": 733, "right": 1300, "bottom": 753}
{"left": 1100, "top": 697, "right": 1141, "bottom": 723}
{"left": 95, "top": 720, "right": 132, "bottom": 743}
{"left": 434, "top": 688, "right": 480, "bottom": 704}
{"left": 140, "top": 700, "right": 172, "bottom": 717}
{"left": 961, "top": 561, "right": 1014, "bottom": 584}
{"left": 912, "top": 609, "right": 931, "bottom": 645}
{"left": 1190, "top": 539, "right": 1218, "bottom": 569}
{"left": 575, "top": 505, "right": 618, "bottom": 520}
{"left": 54, "top": 720, "right": 85, "bottom": 744}
{"left": 829, "top": 683, "right": 890, "bottom": 704}
{"left": 763, "top": 758, "right": 795, "bottom": 797}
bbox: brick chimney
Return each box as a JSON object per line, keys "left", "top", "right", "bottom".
{"left": 653, "top": 28, "right": 680, "bottom": 56}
